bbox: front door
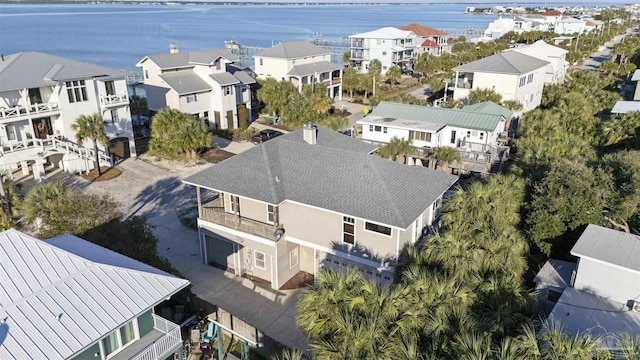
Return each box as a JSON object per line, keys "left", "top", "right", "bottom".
{"left": 226, "top": 110, "right": 234, "bottom": 130}
{"left": 33, "top": 117, "right": 52, "bottom": 139}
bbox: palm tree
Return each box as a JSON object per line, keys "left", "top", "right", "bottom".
{"left": 376, "top": 137, "right": 413, "bottom": 164}
{"left": 342, "top": 51, "right": 351, "bottom": 67}
{"left": 368, "top": 59, "right": 382, "bottom": 75}
{"left": 72, "top": 113, "right": 108, "bottom": 176}
{"left": 468, "top": 88, "right": 502, "bottom": 104}
{"left": 129, "top": 95, "right": 148, "bottom": 124}
{"left": 386, "top": 65, "right": 402, "bottom": 86}
{"left": 23, "top": 182, "right": 66, "bottom": 226}
{"left": 271, "top": 349, "right": 304, "bottom": 360}
{"left": 432, "top": 146, "right": 460, "bottom": 173}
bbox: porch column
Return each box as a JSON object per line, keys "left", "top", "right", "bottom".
{"left": 28, "top": 118, "right": 34, "bottom": 140}
{"left": 20, "top": 161, "right": 29, "bottom": 176}
{"left": 32, "top": 159, "right": 45, "bottom": 183}
{"left": 196, "top": 186, "right": 202, "bottom": 216}
{"left": 298, "top": 76, "right": 302, "bottom": 93}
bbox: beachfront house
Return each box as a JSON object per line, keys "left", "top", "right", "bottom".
{"left": 507, "top": 40, "right": 569, "bottom": 84}
{"left": 484, "top": 18, "right": 516, "bottom": 39}
{"left": 534, "top": 224, "right": 640, "bottom": 352}
{"left": 348, "top": 27, "right": 416, "bottom": 74}
{"left": 555, "top": 17, "right": 587, "bottom": 35}
{"left": 357, "top": 101, "right": 511, "bottom": 174}
{"left": 449, "top": 51, "right": 548, "bottom": 112}
{"left": 253, "top": 41, "right": 343, "bottom": 100}
{"left": 0, "top": 51, "right": 137, "bottom": 178}
{"left": 137, "top": 44, "right": 255, "bottom": 131}
{"left": 0, "top": 229, "right": 190, "bottom": 360}
{"left": 183, "top": 124, "right": 457, "bottom": 290}
{"left": 400, "top": 24, "right": 451, "bottom": 56}
{"left": 542, "top": 9, "right": 563, "bottom": 25}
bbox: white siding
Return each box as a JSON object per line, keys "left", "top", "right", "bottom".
{"left": 573, "top": 257, "right": 640, "bottom": 304}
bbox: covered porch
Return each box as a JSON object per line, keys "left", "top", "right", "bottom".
{"left": 287, "top": 62, "right": 343, "bottom": 100}
{"left": 111, "top": 314, "right": 183, "bottom": 360}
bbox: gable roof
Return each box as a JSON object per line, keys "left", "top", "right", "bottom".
{"left": 571, "top": 224, "right": 640, "bottom": 272}
{"left": 349, "top": 27, "right": 414, "bottom": 40}
{"left": 159, "top": 71, "right": 212, "bottom": 95}
{"left": 0, "top": 230, "right": 189, "bottom": 360}
{"left": 453, "top": 51, "right": 549, "bottom": 75}
{"left": 0, "top": 52, "right": 128, "bottom": 92}
{"left": 183, "top": 126, "right": 457, "bottom": 229}
{"left": 210, "top": 72, "right": 241, "bottom": 86}
{"left": 462, "top": 101, "right": 514, "bottom": 119}
{"left": 254, "top": 41, "right": 329, "bottom": 59}
{"left": 542, "top": 9, "right": 562, "bottom": 16}
{"left": 400, "top": 23, "right": 447, "bottom": 36}
{"left": 421, "top": 39, "right": 439, "bottom": 47}
{"left": 287, "top": 61, "right": 342, "bottom": 77}
{"left": 138, "top": 49, "right": 239, "bottom": 70}
{"left": 361, "top": 101, "right": 505, "bottom": 132}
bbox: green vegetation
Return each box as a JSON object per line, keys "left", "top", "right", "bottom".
{"left": 71, "top": 113, "right": 108, "bottom": 176}
{"left": 149, "top": 107, "right": 212, "bottom": 161}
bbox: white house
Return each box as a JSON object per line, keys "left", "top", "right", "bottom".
{"left": 484, "top": 17, "right": 516, "bottom": 38}
{"left": 0, "top": 229, "right": 190, "bottom": 360}
{"left": 450, "top": 51, "right": 549, "bottom": 112}
{"left": 0, "top": 52, "right": 137, "bottom": 178}
{"left": 535, "top": 224, "right": 640, "bottom": 351}
{"left": 507, "top": 40, "right": 569, "bottom": 83}
{"left": 357, "top": 101, "right": 512, "bottom": 174}
{"left": 555, "top": 17, "right": 587, "bottom": 34}
{"left": 253, "top": 41, "right": 343, "bottom": 100}
{"left": 137, "top": 45, "right": 255, "bottom": 131}
{"left": 541, "top": 9, "right": 563, "bottom": 25}
{"left": 349, "top": 27, "right": 416, "bottom": 74}
{"left": 400, "top": 24, "right": 451, "bottom": 56}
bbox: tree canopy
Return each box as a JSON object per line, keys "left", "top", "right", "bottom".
{"left": 149, "top": 107, "right": 212, "bottom": 160}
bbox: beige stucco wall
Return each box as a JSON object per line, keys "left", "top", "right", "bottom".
{"left": 276, "top": 240, "right": 300, "bottom": 287}
{"left": 254, "top": 57, "right": 291, "bottom": 80}
{"left": 299, "top": 246, "right": 315, "bottom": 273}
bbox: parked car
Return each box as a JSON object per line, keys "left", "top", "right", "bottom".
{"left": 251, "top": 129, "right": 284, "bottom": 144}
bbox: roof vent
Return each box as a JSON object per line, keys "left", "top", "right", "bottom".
{"left": 170, "top": 43, "right": 179, "bottom": 54}
{"left": 303, "top": 122, "right": 317, "bottom": 145}
{"left": 55, "top": 313, "right": 63, "bottom": 321}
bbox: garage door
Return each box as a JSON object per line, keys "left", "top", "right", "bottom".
{"left": 205, "top": 235, "right": 235, "bottom": 273}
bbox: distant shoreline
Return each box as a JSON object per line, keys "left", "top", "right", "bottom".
{"left": 0, "top": 1, "right": 623, "bottom": 5}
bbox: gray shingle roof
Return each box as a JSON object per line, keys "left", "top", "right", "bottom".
{"left": 363, "top": 101, "right": 504, "bottom": 132}
{"left": 159, "top": 71, "right": 212, "bottom": 95}
{"left": 230, "top": 69, "right": 256, "bottom": 85}
{"left": 0, "top": 52, "right": 128, "bottom": 92}
{"left": 571, "top": 224, "right": 640, "bottom": 272}
{"left": 287, "top": 61, "right": 343, "bottom": 77}
{"left": 140, "top": 49, "right": 239, "bottom": 70}
{"left": 183, "top": 126, "right": 457, "bottom": 229}
{"left": 462, "top": 101, "right": 514, "bottom": 119}
{"left": 210, "top": 72, "right": 241, "bottom": 86}
{"left": 0, "top": 230, "right": 189, "bottom": 360}
{"left": 254, "top": 41, "right": 330, "bottom": 59}
{"left": 453, "top": 51, "right": 549, "bottom": 75}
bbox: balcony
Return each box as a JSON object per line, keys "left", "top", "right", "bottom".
{"left": 112, "top": 314, "right": 182, "bottom": 360}
{"left": 100, "top": 93, "right": 129, "bottom": 107}
{"left": 0, "top": 103, "right": 59, "bottom": 121}
{"left": 350, "top": 39, "right": 368, "bottom": 49}
{"left": 200, "top": 202, "right": 279, "bottom": 241}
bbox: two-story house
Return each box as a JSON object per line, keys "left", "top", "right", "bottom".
{"left": 183, "top": 124, "right": 457, "bottom": 290}
{"left": 507, "top": 40, "right": 569, "bottom": 84}
{"left": 534, "top": 225, "right": 640, "bottom": 351}
{"left": 555, "top": 17, "right": 587, "bottom": 35}
{"left": 0, "top": 229, "right": 190, "bottom": 360}
{"left": 400, "top": 24, "right": 451, "bottom": 57}
{"left": 137, "top": 46, "right": 255, "bottom": 131}
{"left": 348, "top": 27, "right": 416, "bottom": 74}
{"left": 253, "top": 41, "right": 343, "bottom": 100}
{"left": 450, "top": 51, "right": 549, "bottom": 112}
{"left": 0, "top": 52, "right": 136, "bottom": 176}
{"left": 357, "top": 101, "right": 511, "bottom": 174}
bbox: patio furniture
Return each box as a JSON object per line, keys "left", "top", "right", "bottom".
{"left": 190, "top": 329, "right": 201, "bottom": 349}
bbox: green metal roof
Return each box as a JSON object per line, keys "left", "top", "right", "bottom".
{"left": 368, "top": 102, "right": 504, "bottom": 132}
{"left": 462, "top": 101, "right": 513, "bottom": 119}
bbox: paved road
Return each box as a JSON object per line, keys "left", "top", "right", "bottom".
{"left": 576, "top": 27, "right": 638, "bottom": 71}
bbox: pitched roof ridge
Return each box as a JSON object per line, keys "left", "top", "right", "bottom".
{"left": 366, "top": 155, "right": 405, "bottom": 227}
{"left": 0, "top": 52, "right": 23, "bottom": 75}
{"left": 260, "top": 142, "right": 281, "bottom": 204}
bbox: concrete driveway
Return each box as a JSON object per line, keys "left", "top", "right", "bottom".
{"left": 73, "top": 158, "right": 308, "bottom": 352}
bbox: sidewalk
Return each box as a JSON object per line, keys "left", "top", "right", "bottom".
{"left": 75, "top": 158, "right": 309, "bottom": 352}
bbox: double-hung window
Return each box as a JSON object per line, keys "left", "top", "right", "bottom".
{"left": 6, "top": 125, "right": 16, "bottom": 141}
{"left": 289, "top": 248, "right": 298, "bottom": 268}
{"left": 343, "top": 216, "right": 355, "bottom": 244}
{"left": 101, "top": 320, "right": 137, "bottom": 357}
{"left": 110, "top": 109, "right": 119, "bottom": 124}
{"left": 254, "top": 250, "right": 266, "bottom": 269}
{"left": 267, "top": 204, "right": 276, "bottom": 224}
{"left": 230, "top": 195, "right": 240, "bottom": 215}
{"left": 519, "top": 76, "right": 526, "bottom": 87}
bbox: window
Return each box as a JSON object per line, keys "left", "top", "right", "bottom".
{"left": 267, "top": 204, "right": 276, "bottom": 224}
{"left": 254, "top": 250, "right": 266, "bottom": 269}
{"left": 369, "top": 125, "right": 373, "bottom": 132}
{"left": 374, "top": 125, "right": 382, "bottom": 132}
{"left": 383, "top": 127, "right": 387, "bottom": 134}
{"left": 365, "top": 222, "right": 391, "bottom": 236}
{"left": 450, "top": 130, "right": 456, "bottom": 144}
{"left": 110, "top": 109, "right": 119, "bottom": 124}
{"left": 479, "top": 132, "right": 484, "bottom": 140}
{"left": 101, "top": 320, "right": 137, "bottom": 357}
{"left": 519, "top": 76, "right": 526, "bottom": 87}
{"left": 66, "top": 80, "right": 88, "bottom": 103}
{"left": 105, "top": 80, "right": 115, "bottom": 96}
{"left": 527, "top": 73, "right": 534, "bottom": 83}
{"left": 343, "top": 216, "right": 355, "bottom": 244}
{"left": 466, "top": 131, "right": 471, "bottom": 138}
{"left": 186, "top": 94, "right": 197, "bottom": 103}
{"left": 409, "top": 130, "right": 432, "bottom": 142}
{"left": 6, "top": 125, "right": 16, "bottom": 141}
{"left": 224, "top": 86, "right": 232, "bottom": 96}
{"left": 144, "top": 70, "right": 149, "bottom": 79}
{"left": 230, "top": 195, "right": 240, "bottom": 214}
{"left": 383, "top": 66, "right": 387, "bottom": 71}
{"left": 382, "top": 51, "right": 387, "bottom": 55}
{"left": 289, "top": 248, "right": 298, "bottom": 269}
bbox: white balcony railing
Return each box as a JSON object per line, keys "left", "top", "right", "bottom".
{"left": 0, "top": 102, "right": 60, "bottom": 120}
{"left": 1, "top": 137, "right": 112, "bottom": 167}
{"left": 131, "top": 314, "right": 182, "bottom": 360}
{"left": 100, "top": 93, "right": 128, "bottom": 106}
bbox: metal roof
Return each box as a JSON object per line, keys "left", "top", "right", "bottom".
{"left": 138, "top": 49, "right": 238, "bottom": 70}
{"left": 349, "top": 27, "right": 414, "bottom": 40}
{"left": 533, "top": 259, "right": 575, "bottom": 288}
{"left": 461, "top": 101, "right": 514, "bottom": 119}
{"left": 159, "top": 71, "right": 212, "bottom": 95}
{"left": 183, "top": 125, "right": 457, "bottom": 229}
{"left": 254, "top": 41, "right": 330, "bottom": 59}
{"left": 0, "top": 230, "right": 189, "bottom": 360}
{"left": 363, "top": 101, "right": 504, "bottom": 132}
{"left": 357, "top": 117, "right": 444, "bottom": 133}
{"left": 611, "top": 101, "right": 640, "bottom": 114}
{"left": 571, "top": 224, "right": 640, "bottom": 272}
{"left": 287, "top": 61, "right": 342, "bottom": 77}
{"left": 453, "top": 51, "right": 549, "bottom": 75}
{"left": 209, "top": 72, "right": 241, "bottom": 86}
{"left": 0, "top": 52, "right": 128, "bottom": 92}
{"left": 400, "top": 23, "right": 447, "bottom": 36}
{"left": 509, "top": 40, "right": 568, "bottom": 58}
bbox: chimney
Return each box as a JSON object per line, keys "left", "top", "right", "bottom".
{"left": 303, "top": 122, "right": 317, "bottom": 145}
{"left": 170, "top": 43, "right": 179, "bottom": 54}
